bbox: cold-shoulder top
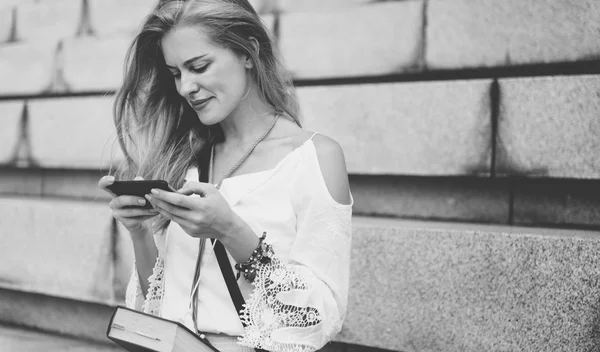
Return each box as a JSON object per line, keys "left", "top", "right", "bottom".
{"left": 125, "top": 134, "right": 353, "bottom": 352}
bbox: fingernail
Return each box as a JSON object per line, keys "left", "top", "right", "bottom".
{"left": 148, "top": 209, "right": 157, "bottom": 213}
{"left": 145, "top": 194, "right": 152, "bottom": 201}
{"left": 138, "top": 199, "right": 146, "bottom": 205}
{"left": 151, "top": 189, "right": 159, "bottom": 195}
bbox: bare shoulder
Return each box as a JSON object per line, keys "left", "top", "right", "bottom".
{"left": 311, "top": 134, "right": 352, "bottom": 206}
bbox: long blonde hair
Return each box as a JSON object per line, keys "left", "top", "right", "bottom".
{"left": 113, "top": 0, "right": 299, "bottom": 231}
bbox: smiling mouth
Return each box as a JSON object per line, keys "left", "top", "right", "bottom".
{"left": 190, "top": 97, "right": 212, "bottom": 110}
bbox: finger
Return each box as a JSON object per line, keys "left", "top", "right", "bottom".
{"left": 110, "top": 195, "right": 149, "bottom": 209}
{"left": 149, "top": 188, "right": 195, "bottom": 209}
{"left": 146, "top": 193, "right": 189, "bottom": 217}
{"left": 177, "top": 182, "right": 215, "bottom": 196}
{"left": 151, "top": 202, "right": 191, "bottom": 226}
{"left": 114, "top": 207, "right": 158, "bottom": 218}
{"left": 98, "top": 175, "right": 117, "bottom": 197}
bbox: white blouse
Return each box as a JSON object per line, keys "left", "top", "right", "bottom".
{"left": 125, "top": 135, "right": 353, "bottom": 352}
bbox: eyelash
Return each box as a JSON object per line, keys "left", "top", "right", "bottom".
{"left": 171, "top": 64, "right": 209, "bottom": 79}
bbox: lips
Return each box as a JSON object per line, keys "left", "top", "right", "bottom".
{"left": 190, "top": 97, "right": 212, "bottom": 110}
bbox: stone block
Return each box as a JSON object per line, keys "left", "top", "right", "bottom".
{"left": 42, "top": 169, "right": 112, "bottom": 201}
{"left": 0, "top": 0, "right": 35, "bottom": 10}
{"left": 297, "top": 80, "right": 492, "bottom": 175}
{"left": 63, "top": 36, "right": 133, "bottom": 91}
{"left": 0, "top": 6, "right": 14, "bottom": 42}
{"left": 513, "top": 178, "right": 600, "bottom": 227}
{"left": 497, "top": 75, "right": 600, "bottom": 179}
{"left": 0, "top": 197, "right": 133, "bottom": 304}
{"left": 0, "top": 168, "right": 42, "bottom": 197}
{"left": 0, "top": 288, "right": 118, "bottom": 345}
{"left": 276, "top": 0, "right": 373, "bottom": 13}
{"left": 339, "top": 217, "right": 600, "bottom": 351}
{"left": 0, "top": 321, "right": 121, "bottom": 351}
{"left": 16, "top": 0, "right": 82, "bottom": 41}
{"left": 0, "top": 100, "right": 24, "bottom": 164}
{"left": 248, "top": 0, "right": 277, "bottom": 14}
{"left": 350, "top": 175, "right": 510, "bottom": 223}
{"left": 89, "top": 0, "right": 155, "bottom": 36}
{"left": 279, "top": 1, "right": 423, "bottom": 79}
{"left": 28, "top": 97, "right": 124, "bottom": 169}
{"left": 427, "top": 0, "right": 600, "bottom": 69}
{"left": 0, "top": 41, "right": 57, "bottom": 95}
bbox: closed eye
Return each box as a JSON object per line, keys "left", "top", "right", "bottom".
{"left": 191, "top": 64, "right": 209, "bottom": 74}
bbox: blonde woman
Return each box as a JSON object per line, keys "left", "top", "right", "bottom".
{"left": 98, "top": 1, "right": 353, "bottom": 351}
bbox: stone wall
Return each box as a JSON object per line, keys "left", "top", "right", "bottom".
{"left": 0, "top": 0, "right": 599, "bottom": 351}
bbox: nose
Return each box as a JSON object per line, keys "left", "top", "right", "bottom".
{"left": 178, "top": 72, "right": 200, "bottom": 98}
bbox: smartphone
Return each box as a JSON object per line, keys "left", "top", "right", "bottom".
{"left": 107, "top": 180, "right": 174, "bottom": 208}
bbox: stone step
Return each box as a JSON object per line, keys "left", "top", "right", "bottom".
{"left": 0, "top": 322, "right": 120, "bottom": 352}
{"left": 1, "top": 212, "right": 599, "bottom": 351}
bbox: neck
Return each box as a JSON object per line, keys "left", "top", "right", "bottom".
{"left": 219, "top": 86, "right": 275, "bottom": 146}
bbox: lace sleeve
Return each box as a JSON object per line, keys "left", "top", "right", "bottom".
{"left": 239, "top": 203, "right": 353, "bottom": 352}
{"left": 124, "top": 255, "right": 165, "bottom": 317}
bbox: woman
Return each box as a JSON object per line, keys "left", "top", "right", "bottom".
{"left": 98, "top": 1, "right": 352, "bottom": 351}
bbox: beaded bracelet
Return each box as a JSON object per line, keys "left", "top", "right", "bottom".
{"left": 235, "top": 232, "right": 275, "bottom": 282}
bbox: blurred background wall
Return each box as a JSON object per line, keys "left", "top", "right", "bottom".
{"left": 0, "top": 0, "right": 599, "bottom": 351}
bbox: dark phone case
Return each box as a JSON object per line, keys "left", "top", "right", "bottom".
{"left": 107, "top": 180, "right": 172, "bottom": 208}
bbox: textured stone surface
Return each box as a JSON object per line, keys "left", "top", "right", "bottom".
{"left": 0, "top": 289, "right": 117, "bottom": 344}
{"left": 15, "top": 0, "right": 81, "bottom": 41}
{"left": 0, "top": 101, "right": 23, "bottom": 164}
{"left": 0, "top": 197, "right": 132, "bottom": 304}
{"left": 0, "top": 42, "right": 57, "bottom": 95}
{"left": 277, "top": 0, "right": 373, "bottom": 12}
{"left": 89, "top": 0, "right": 155, "bottom": 36}
{"left": 63, "top": 36, "right": 132, "bottom": 91}
{"left": 339, "top": 217, "right": 600, "bottom": 352}
{"left": 0, "top": 168, "right": 42, "bottom": 197}
{"left": 497, "top": 75, "right": 600, "bottom": 179}
{"left": 350, "top": 175, "right": 510, "bottom": 223}
{"left": 248, "top": 0, "right": 277, "bottom": 13}
{"left": 427, "top": 0, "right": 600, "bottom": 69}
{"left": 0, "top": 6, "right": 13, "bottom": 42}
{"left": 513, "top": 178, "right": 600, "bottom": 227}
{"left": 42, "top": 169, "right": 111, "bottom": 201}
{"left": 279, "top": 1, "right": 423, "bottom": 79}
{"left": 28, "top": 97, "right": 124, "bottom": 169}
{"left": 0, "top": 322, "right": 120, "bottom": 352}
{"left": 298, "top": 80, "right": 492, "bottom": 175}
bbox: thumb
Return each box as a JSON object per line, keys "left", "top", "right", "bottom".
{"left": 177, "top": 182, "right": 214, "bottom": 197}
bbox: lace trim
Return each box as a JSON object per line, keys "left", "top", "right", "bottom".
{"left": 141, "top": 255, "right": 165, "bottom": 316}
{"left": 239, "top": 256, "right": 322, "bottom": 352}
{"left": 125, "top": 264, "right": 144, "bottom": 310}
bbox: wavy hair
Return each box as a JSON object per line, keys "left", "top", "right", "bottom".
{"left": 112, "top": 0, "right": 299, "bottom": 231}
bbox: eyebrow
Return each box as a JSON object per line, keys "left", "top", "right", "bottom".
{"left": 165, "top": 54, "right": 208, "bottom": 69}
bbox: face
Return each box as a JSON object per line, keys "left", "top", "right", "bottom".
{"left": 161, "top": 25, "right": 250, "bottom": 125}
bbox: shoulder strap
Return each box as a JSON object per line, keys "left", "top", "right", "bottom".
{"left": 197, "top": 146, "right": 268, "bottom": 352}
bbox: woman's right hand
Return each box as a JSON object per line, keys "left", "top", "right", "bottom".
{"left": 98, "top": 175, "right": 158, "bottom": 236}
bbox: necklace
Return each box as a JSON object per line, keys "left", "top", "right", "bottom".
{"left": 209, "top": 113, "right": 280, "bottom": 189}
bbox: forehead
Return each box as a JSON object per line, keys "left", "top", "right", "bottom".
{"left": 161, "top": 25, "right": 220, "bottom": 65}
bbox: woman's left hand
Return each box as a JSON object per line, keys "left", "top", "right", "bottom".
{"left": 145, "top": 182, "right": 236, "bottom": 240}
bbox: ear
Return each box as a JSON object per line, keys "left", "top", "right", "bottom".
{"left": 244, "top": 36, "right": 260, "bottom": 69}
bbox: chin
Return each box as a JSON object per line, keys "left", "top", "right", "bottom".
{"left": 194, "top": 111, "right": 226, "bottom": 126}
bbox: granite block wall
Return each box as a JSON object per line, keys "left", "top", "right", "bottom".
{"left": 0, "top": 0, "right": 599, "bottom": 351}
